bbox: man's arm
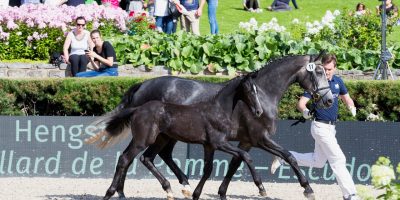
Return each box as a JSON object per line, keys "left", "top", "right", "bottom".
{"left": 340, "top": 93, "right": 355, "bottom": 108}
{"left": 298, "top": 96, "right": 312, "bottom": 119}
{"left": 297, "top": 96, "right": 310, "bottom": 112}
{"left": 340, "top": 93, "right": 356, "bottom": 117}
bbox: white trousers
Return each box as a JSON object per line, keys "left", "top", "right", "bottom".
{"left": 289, "top": 121, "right": 357, "bottom": 197}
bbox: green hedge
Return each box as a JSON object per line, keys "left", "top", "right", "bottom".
{"left": 0, "top": 77, "right": 399, "bottom": 121}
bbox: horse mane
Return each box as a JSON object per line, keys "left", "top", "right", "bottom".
{"left": 232, "top": 54, "right": 309, "bottom": 80}
{"left": 261, "top": 54, "right": 311, "bottom": 70}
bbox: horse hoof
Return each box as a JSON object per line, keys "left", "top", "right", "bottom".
{"left": 304, "top": 192, "right": 315, "bottom": 200}
{"left": 181, "top": 185, "right": 192, "bottom": 198}
{"left": 118, "top": 192, "right": 126, "bottom": 200}
{"left": 167, "top": 191, "right": 174, "bottom": 200}
{"left": 167, "top": 196, "right": 174, "bottom": 200}
{"left": 259, "top": 190, "right": 267, "bottom": 197}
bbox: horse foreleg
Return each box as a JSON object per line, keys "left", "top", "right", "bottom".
{"left": 218, "top": 142, "right": 252, "bottom": 200}
{"left": 140, "top": 135, "right": 174, "bottom": 200}
{"left": 217, "top": 142, "right": 266, "bottom": 199}
{"left": 104, "top": 141, "right": 144, "bottom": 200}
{"left": 158, "top": 139, "right": 191, "bottom": 198}
{"left": 259, "top": 137, "right": 315, "bottom": 200}
{"left": 192, "top": 146, "right": 215, "bottom": 200}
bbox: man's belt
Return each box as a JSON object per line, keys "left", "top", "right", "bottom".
{"left": 314, "top": 119, "right": 336, "bottom": 125}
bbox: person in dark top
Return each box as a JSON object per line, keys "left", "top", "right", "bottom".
{"left": 376, "top": 0, "right": 398, "bottom": 18}
{"left": 267, "top": 0, "right": 298, "bottom": 11}
{"left": 76, "top": 30, "right": 118, "bottom": 77}
{"left": 270, "top": 54, "right": 360, "bottom": 200}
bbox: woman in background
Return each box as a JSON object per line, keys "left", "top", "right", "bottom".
{"left": 355, "top": 2, "right": 367, "bottom": 16}
{"left": 76, "top": 30, "right": 118, "bottom": 77}
{"left": 63, "top": 16, "right": 94, "bottom": 77}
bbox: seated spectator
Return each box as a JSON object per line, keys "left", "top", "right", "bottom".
{"left": 354, "top": 2, "right": 367, "bottom": 16}
{"left": 376, "top": 0, "right": 398, "bottom": 17}
{"left": 267, "top": 0, "right": 298, "bottom": 12}
{"left": 243, "top": 0, "right": 262, "bottom": 13}
{"left": 76, "top": 30, "right": 118, "bottom": 77}
{"left": 376, "top": 0, "right": 399, "bottom": 25}
{"left": 63, "top": 16, "right": 94, "bottom": 77}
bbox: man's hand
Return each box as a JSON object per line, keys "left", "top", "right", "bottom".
{"left": 196, "top": 9, "right": 203, "bottom": 17}
{"left": 349, "top": 106, "right": 357, "bottom": 117}
{"left": 302, "top": 108, "right": 312, "bottom": 119}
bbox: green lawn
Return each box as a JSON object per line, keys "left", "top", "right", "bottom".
{"left": 198, "top": 0, "right": 399, "bottom": 44}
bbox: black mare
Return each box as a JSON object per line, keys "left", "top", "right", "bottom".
{"left": 94, "top": 54, "right": 334, "bottom": 200}
{"left": 87, "top": 74, "right": 265, "bottom": 200}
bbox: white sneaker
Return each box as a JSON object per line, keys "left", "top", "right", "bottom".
{"left": 270, "top": 156, "right": 283, "bottom": 174}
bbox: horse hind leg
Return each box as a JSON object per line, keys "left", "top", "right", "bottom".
{"left": 158, "top": 139, "right": 192, "bottom": 198}
{"left": 140, "top": 135, "right": 175, "bottom": 200}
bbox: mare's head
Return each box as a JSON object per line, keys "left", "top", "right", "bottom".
{"left": 237, "top": 73, "right": 263, "bottom": 117}
{"left": 298, "top": 52, "right": 334, "bottom": 109}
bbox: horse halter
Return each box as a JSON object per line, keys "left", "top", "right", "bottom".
{"left": 306, "top": 61, "right": 330, "bottom": 102}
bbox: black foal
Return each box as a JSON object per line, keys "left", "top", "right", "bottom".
{"left": 86, "top": 74, "right": 265, "bottom": 200}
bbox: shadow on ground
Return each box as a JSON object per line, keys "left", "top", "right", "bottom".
{"left": 45, "top": 193, "right": 281, "bottom": 200}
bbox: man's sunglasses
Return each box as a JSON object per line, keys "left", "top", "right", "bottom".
{"left": 77, "top": 23, "right": 85, "bottom": 27}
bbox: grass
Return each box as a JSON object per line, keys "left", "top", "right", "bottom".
{"left": 198, "top": 0, "right": 399, "bottom": 44}
{"left": 2, "top": 59, "right": 48, "bottom": 63}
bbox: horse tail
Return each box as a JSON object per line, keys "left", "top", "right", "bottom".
{"left": 85, "top": 107, "right": 137, "bottom": 149}
{"left": 88, "top": 82, "right": 142, "bottom": 133}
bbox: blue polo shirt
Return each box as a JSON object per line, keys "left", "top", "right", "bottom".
{"left": 303, "top": 75, "right": 348, "bottom": 121}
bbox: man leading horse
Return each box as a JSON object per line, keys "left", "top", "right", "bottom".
{"left": 271, "top": 53, "right": 360, "bottom": 200}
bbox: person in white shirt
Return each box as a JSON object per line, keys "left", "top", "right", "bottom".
{"left": 63, "top": 16, "right": 94, "bottom": 77}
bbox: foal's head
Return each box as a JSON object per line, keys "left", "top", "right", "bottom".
{"left": 238, "top": 74, "right": 263, "bottom": 117}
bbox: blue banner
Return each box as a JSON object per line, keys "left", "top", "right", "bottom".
{"left": 0, "top": 116, "right": 398, "bottom": 185}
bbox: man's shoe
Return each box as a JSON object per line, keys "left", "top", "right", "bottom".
{"left": 270, "top": 156, "right": 283, "bottom": 174}
{"left": 343, "top": 194, "right": 360, "bottom": 200}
